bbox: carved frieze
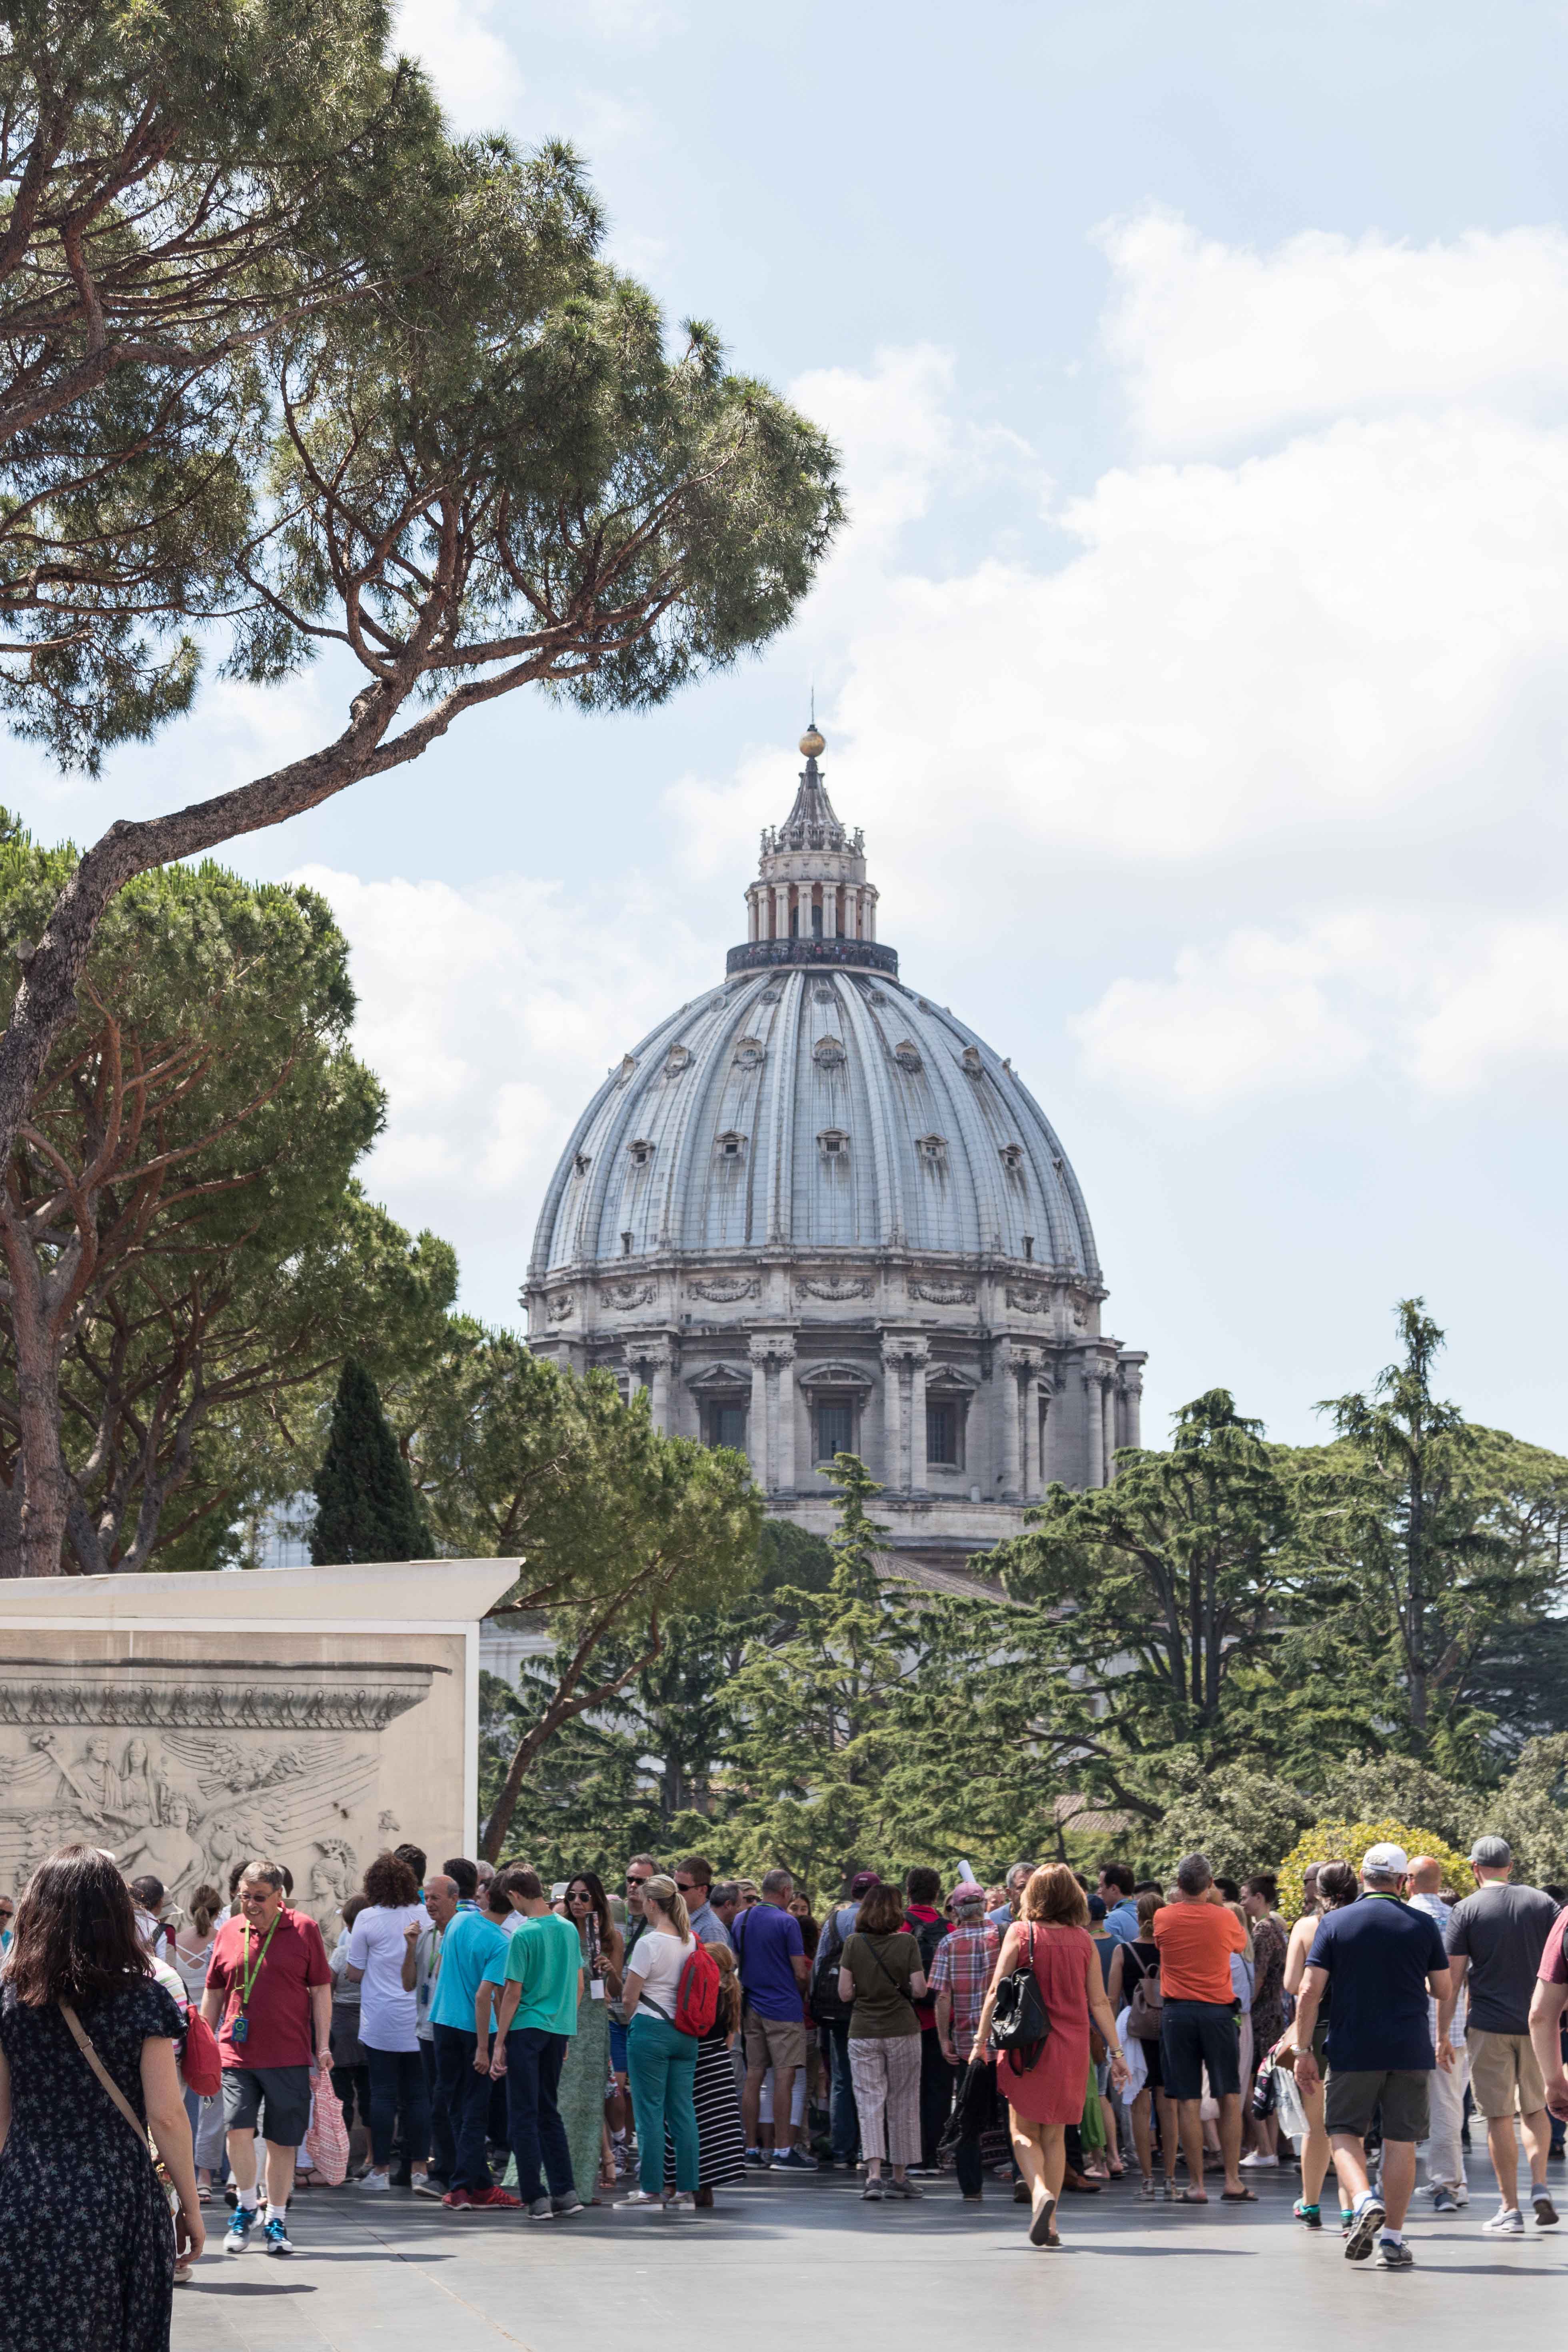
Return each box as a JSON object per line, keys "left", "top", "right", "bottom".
{"left": 797, "top": 1275, "right": 873, "bottom": 1301}
{"left": 601, "top": 1280, "right": 657, "bottom": 1308}
{"left": 910, "top": 1279, "right": 975, "bottom": 1305}
{"left": 1006, "top": 1285, "right": 1047, "bottom": 1314}
{"left": 546, "top": 1292, "right": 575, "bottom": 1322}
{"left": 687, "top": 1276, "right": 761, "bottom": 1303}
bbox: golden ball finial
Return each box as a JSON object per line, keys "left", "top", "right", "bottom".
{"left": 799, "top": 724, "right": 825, "bottom": 758}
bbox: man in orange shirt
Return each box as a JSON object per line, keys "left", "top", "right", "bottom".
{"left": 1153, "top": 1854, "right": 1250, "bottom": 2204}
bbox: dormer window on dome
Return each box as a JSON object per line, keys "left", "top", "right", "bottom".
{"left": 812, "top": 1035, "right": 845, "bottom": 1068}
{"left": 818, "top": 1128, "right": 849, "bottom": 1157}
{"left": 628, "top": 1139, "right": 654, "bottom": 1167}
{"left": 717, "top": 1131, "right": 747, "bottom": 1159}
{"left": 733, "top": 1036, "right": 765, "bottom": 1069}
{"left": 999, "top": 1143, "right": 1024, "bottom": 1172}
{"left": 665, "top": 1045, "right": 692, "bottom": 1078}
{"left": 893, "top": 1041, "right": 923, "bottom": 1073}
{"left": 916, "top": 1134, "right": 947, "bottom": 1162}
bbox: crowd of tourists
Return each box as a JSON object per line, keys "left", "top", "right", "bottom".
{"left": 3, "top": 1828, "right": 1568, "bottom": 2352}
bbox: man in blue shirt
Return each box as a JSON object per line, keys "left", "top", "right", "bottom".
{"left": 1097, "top": 1864, "right": 1140, "bottom": 1947}
{"left": 1291, "top": 1844, "right": 1452, "bottom": 2272}
{"left": 428, "top": 1875, "right": 513, "bottom": 2210}
{"left": 733, "top": 1868, "right": 811, "bottom": 2169}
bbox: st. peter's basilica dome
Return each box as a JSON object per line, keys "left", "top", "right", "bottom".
{"left": 525, "top": 727, "right": 1145, "bottom": 1580}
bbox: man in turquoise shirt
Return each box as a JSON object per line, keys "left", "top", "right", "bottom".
{"left": 429, "top": 1877, "right": 512, "bottom": 2208}
{"left": 483, "top": 1869, "right": 583, "bottom": 2218}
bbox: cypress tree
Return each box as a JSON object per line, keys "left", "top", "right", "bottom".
{"left": 310, "top": 1359, "right": 429, "bottom": 1565}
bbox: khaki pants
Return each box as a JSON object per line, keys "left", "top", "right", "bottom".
{"left": 847, "top": 2035, "right": 921, "bottom": 2166}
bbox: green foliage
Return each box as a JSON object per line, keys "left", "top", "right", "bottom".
{"left": 310, "top": 1358, "right": 429, "bottom": 1564}
{"left": 1275, "top": 1821, "right": 1474, "bottom": 1921}
{"left": 0, "top": 829, "right": 454, "bottom": 1570}
{"left": 1151, "top": 1769, "right": 1318, "bottom": 1885}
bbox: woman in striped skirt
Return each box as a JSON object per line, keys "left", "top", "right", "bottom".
{"left": 665, "top": 1943, "right": 746, "bottom": 2206}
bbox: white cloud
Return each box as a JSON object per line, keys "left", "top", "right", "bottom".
{"left": 394, "top": 0, "right": 523, "bottom": 130}
{"left": 288, "top": 864, "right": 713, "bottom": 1283}
{"left": 1073, "top": 909, "right": 1568, "bottom": 1107}
{"left": 1100, "top": 212, "right": 1568, "bottom": 451}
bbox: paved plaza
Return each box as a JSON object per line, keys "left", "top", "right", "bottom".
{"left": 178, "top": 2168, "right": 1566, "bottom": 2352}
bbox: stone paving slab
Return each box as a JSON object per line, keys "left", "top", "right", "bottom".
{"left": 175, "top": 2168, "right": 1568, "bottom": 2352}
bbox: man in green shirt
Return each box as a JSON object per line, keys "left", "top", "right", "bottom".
{"left": 481, "top": 1870, "right": 584, "bottom": 2218}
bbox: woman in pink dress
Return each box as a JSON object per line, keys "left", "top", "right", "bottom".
{"left": 973, "top": 1864, "right": 1129, "bottom": 2248}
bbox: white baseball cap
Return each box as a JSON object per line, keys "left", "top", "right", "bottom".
{"left": 1361, "top": 1843, "right": 1409, "bottom": 1876}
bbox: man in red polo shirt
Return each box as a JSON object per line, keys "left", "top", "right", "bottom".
{"left": 202, "top": 1859, "right": 332, "bottom": 2258}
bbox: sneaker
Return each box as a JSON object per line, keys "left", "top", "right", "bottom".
{"left": 1293, "top": 2200, "right": 1322, "bottom": 2229}
{"left": 885, "top": 2176, "right": 924, "bottom": 2198}
{"left": 526, "top": 2196, "right": 555, "bottom": 2220}
{"left": 1483, "top": 2205, "right": 1524, "bottom": 2235}
{"left": 1533, "top": 2188, "right": 1559, "bottom": 2227}
{"left": 1345, "top": 2195, "right": 1386, "bottom": 2262}
{"left": 1238, "top": 2151, "right": 1279, "bottom": 2168}
{"left": 412, "top": 2176, "right": 446, "bottom": 2200}
{"left": 861, "top": 2178, "right": 885, "bottom": 2201}
{"left": 665, "top": 2191, "right": 697, "bottom": 2210}
{"left": 1432, "top": 2187, "right": 1458, "bottom": 2213}
{"left": 615, "top": 2190, "right": 665, "bottom": 2209}
{"left": 474, "top": 2187, "right": 522, "bottom": 2210}
{"left": 224, "top": 2206, "right": 257, "bottom": 2255}
{"left": 552, "top": 2193, "right": 584, "bottom": 2216}
{"left": 441, "top": 2190, "right": 474, "bottom": 2212}
{"left": 263, "top": 2217, "right": 294, "bottom": 2258}
{"left": 359, "top": 2170, "right": 391, "bottom": 2193}
{"left": 772, "top": 2148, "right": 819, "bottom": 2172}
{"left": 1374, "top": 2235, "right": 1414, "bottom": 2270}
{"left": 907, "top": 2165, "right": 941, "bottom": 2178}
{"left": 743, "top": 2147, "right": 771, "bottom": 2169}
{"left": 1339, "top": 2209, "right": 1355, "bottom": 2235}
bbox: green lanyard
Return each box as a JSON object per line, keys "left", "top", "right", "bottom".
{"left": 240, "top": 1910, "right": 281, "bottom": 2009}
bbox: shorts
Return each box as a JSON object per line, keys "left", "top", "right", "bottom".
{"left": 1134, "top": 2031, "right": 1163, "bottom": 2092}
{"left": 1159, "top": 2000, "right": 1240, "bottom": 2102}
{"left": 1324, "top": 2066, "right": 1429, "bottom": 2142}
{"left": 222, "top": 2063, "right": 312, "bottom": 2146}
{"left": 609, "top": 2018, "right": 628, "bottom": 2073}
{"left": 743, "top": 2007, "right": 807, "bottom": 2074}
{"left": 1467, "top": 2028, "right": 1547, "bottom": 2120}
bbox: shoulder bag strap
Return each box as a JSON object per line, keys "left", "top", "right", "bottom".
{"left": 864, "top": 1935, "right": 918, "bottom": 2006}
{"left": 58, "top": 2000, "right": 153, "bottom": 2156}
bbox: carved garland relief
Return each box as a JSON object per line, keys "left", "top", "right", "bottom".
{"left": 796, "top": 1275, "right": 873, "bottom": 1301}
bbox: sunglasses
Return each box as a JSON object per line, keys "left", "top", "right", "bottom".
{"left": 626, "top": 1874, "right": 650, "bottom": 1886}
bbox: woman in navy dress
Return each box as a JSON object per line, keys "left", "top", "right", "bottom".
{"left": 0, "top": 1845, "right": 203, "bottom": 2352}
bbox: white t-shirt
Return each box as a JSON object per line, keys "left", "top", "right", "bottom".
{"left": 628, "top": 1929, "right": 696, "bottom": 2020}
{"left": 346, "top": 1902, "right": 430, "bottom": 2050}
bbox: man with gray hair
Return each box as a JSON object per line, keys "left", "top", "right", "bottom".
{"left": 1437, "top": 1835, "right": 1560, "bottom": 2235}
{"left": 987, "top": 1862, "right": 1035, "bottom": 1933}
{"left": 1153, "top": 1853, "right": 1249, "bottom": 2203}
{"left": 733, "top": 1866, "right": 811, "bottom": 2168}
{"left": 1292, "top": 1843, "right": 1452, "bottom": 2271}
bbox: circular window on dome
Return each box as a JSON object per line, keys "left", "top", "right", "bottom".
{"left": 812, "top": 1035, "right": 846, "bottom": 1068}
{"left": 733, "top": 1035, "right": 765, "bottom": 1069}
{"left": 893, "top": 1040, "right": 923, "bottom": 1074}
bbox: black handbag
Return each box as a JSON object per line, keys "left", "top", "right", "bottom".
{"left": 987, "top": 1923, "right": 1052, "bottom": 2078}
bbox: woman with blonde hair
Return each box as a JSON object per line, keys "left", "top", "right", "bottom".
{"left": 617, "top": 1874, "right": 701, "bottom": 2210}
{"left": 973, "top": 1863, "right": 1129, "bottom": 2249}
{"left": 663, "top": 1940, "right": 746, "bottom": 2208}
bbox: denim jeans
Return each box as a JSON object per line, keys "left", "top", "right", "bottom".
{"left": 432, "top": 2023, "right": 492, "bottom": 2194}
{"left": 420, "top": 2038, "right": 453, "bottom": 2185}
{"left": 365, "top": 2044, "right": 429, "bottom": 2169}
{"left": 504, "top": 2027, "right": 574, "bottom": 2202}
{"left": 823, "top": 2018, "right": 859, "bottom": 2162}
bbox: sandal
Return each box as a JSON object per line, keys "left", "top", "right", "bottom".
{"left": 1175, "top": 2188, "right": 1209, "bottom": 2203}
{"left": 1220, "top": 2188, "right": 1258, "bottom": 2202}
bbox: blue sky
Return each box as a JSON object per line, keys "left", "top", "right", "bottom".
{"left": 14, "top": 2, "right": 1568, "bottom": 1450}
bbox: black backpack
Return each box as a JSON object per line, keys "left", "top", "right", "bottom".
{"left": 906, "top": 1909, "right": 947, "bottom": 1980}
{"left": 809, "top": 1906, "right": 855, "bottom": 2024}
{"left": 987, "top": 1924, "right": 1052, "bottom": 2078}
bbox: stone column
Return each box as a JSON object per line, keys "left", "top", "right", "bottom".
{"left": 997, "top": 1345, "right": 1021, "bottom": 1501}
{"left": 647, "top": 1345, "right": 674, "bottom": 1435}
{"left": 747, "top": 889, "right": 759, "bottom": 943}
{"left": 775, "top": 1339, "right": 797, "bottom": 1493}
{"left": 1019, "top": 1353, "right": 1040, "bottom": 1497}
{"left": 825, "top": 883, "right": 838, "bottom": 938}
{"left": 1083, "top": 1367, "right": 1104, "bottom": 1488}
{"left": 1101, "top": 1373, "right": 1117, "bottom": 1485}
{"left": 879, "top": 1338, "right": 905, "bottom": 1491}
{"left": 908, "top": 1340, "right": 929, "bottom": 1493}
{"left": 748, "top": 1341, "right": 770, "bottom": 1489}
{"left": 773, "top": 883, "right": 789, "bottom": 941}
{"left": 1117, "top": 1355, "right": 1146, "bottom": 1451}
{"left": 845, "top": 883, "right": 860, "bottom": 939}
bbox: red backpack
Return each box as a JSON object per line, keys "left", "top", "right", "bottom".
{"left": 671, "top": 1940, "right": 721, "bottom": 2038}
